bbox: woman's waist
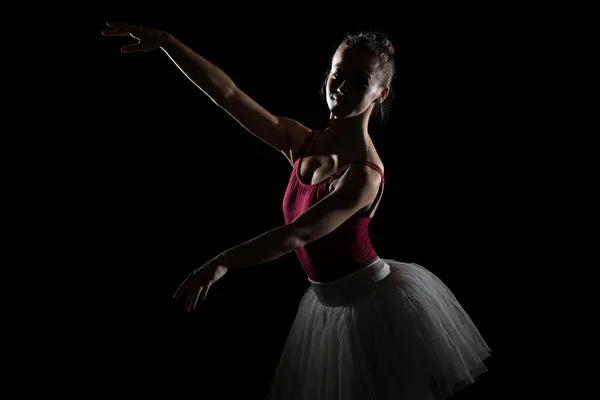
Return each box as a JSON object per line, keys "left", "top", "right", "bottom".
{"left": 307, "top": 257, "right": 392, "bottom": 306}
{"left": 299, "top": 243, "right": 379, "bottom": 282}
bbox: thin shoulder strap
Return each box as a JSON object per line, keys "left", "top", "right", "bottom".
{"left": 330, "top": 161, "right": 385, "bottom": 184}
{"left": 297, "top": 131, "right": 317, "bottom": 159}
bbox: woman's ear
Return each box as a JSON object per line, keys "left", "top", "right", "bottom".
{"left": 377, "top": 87, "right": 390, "bottom": 104}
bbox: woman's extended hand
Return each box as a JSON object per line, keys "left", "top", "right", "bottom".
{"left": 102, "top": 21, "right": 170, "bottom": 53}
{"left": 173, "top": 257, "right": 229, "bottom": 312}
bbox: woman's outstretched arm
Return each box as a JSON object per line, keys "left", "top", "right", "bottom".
{"left": 160, "top": 35, "right": 235, "bottom": 103}
{"left": 102, "top": 22, "right": 311, "bottom": 165}
{"left": 161, "top": 35, "right": 313, "bottom": 163}
{"left": 219, "top": 165, "right": 381, "bottom": 271}
{"left": 103, "top": 21, "right": 312, "bottom": 164}
{"left": 173, "top": 164, "right": 379, "bottom": 308}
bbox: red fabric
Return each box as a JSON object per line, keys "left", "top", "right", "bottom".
{"left": 282, "top": 131, "right": 385, "bottom": 283}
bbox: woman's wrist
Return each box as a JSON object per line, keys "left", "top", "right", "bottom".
{"left": 159, "top": 32, "right": 178, "bottom": 50}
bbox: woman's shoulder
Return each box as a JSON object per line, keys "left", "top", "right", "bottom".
{"left": 359, "top": 142, "right": 385, "bottom": 175}
{"left": 277, "top": 118, "right": 316, "bottom": 166}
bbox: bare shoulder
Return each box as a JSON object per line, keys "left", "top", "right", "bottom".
{"left": 336, "top": 163, "right": 383, "bottom": 195}
{"left": 355, "top": 163, "right": 384, "bottom": 185}
{"left": 367, "top": 147, "right": 385, "bottom": 178}
{"left": 277, "top": 117, "right": 314, "bottom": 166}
{"left": 329, "top": 162, "right": 383, "bottom": 216}
{"left": 348, "top": 152, "right": 385, "bottom": 190}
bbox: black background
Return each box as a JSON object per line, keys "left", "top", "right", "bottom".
{"left": 4, "top": 6, "right": 555, "bottom": 399}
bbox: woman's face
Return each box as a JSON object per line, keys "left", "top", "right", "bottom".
{"left": 326, "top": 47, "right": 388, "bottom": 118}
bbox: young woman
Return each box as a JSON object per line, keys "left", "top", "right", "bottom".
{"left": 104, "top": 21, "right": 491, "bottom": 399}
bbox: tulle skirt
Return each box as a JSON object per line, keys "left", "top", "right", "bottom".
{"left": 264, "top": 258, "right": 491, "bottom": 400}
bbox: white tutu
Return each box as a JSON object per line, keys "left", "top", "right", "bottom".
{"left": 264, "top": 258, "right": 491, "bottom": 400}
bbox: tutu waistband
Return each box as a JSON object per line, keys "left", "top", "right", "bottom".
{"left": 307, "top": 258, "right": 391, "bottom": 306}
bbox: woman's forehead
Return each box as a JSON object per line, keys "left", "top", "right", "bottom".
{"left": 332, "top": 47, "right": 378, "bottom": 74}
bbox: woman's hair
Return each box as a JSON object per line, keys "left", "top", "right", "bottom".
{"left": 320, "top": 29, "right": 397, "bottom": 125}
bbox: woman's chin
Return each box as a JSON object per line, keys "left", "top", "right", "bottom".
{"left": 329, "top": 103, "right": 350, "bottom": 116}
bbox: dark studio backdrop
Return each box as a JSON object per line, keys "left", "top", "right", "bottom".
{"left": 14, "top": 7, "right": 545, "bottom": 399}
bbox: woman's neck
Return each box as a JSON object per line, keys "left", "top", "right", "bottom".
{"left": 326, "top": 109, "right": 373, "bottom": 151}
{"left": 321, "top": 126, "right": 372, "bottom": 157}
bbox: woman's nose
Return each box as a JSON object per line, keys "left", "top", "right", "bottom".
{"left": 337, "top": 81, "right": 349, "bottom": 94}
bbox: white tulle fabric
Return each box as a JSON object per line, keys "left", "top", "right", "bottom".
{"left": 264, "top": 258, "right": 491, "bottom": 400}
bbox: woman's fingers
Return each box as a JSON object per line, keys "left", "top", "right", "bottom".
{"left": 102, "top": 22, "right": 145, "bottom": 39}
{"left": 194, "top": 282, "right": 213, "bottom": 309}
{"left": 102, "top": 28, "right": 130, "bottom": 37}
{"left": 173, "top": 277, "right": 189, "bottom": 300}
{"left": 103, "top": 22, "right": 163, "bottom": 53}
{"left": 121, "top": 43, "right": 157, "bottom": 53}
{"left": 120, "top": 43, "right": 140, "bottom": 53}
{"left": 176, "top": 270, "right": 214, "bottom": 311}
{"left": 191, "top": 287, "right": 203, "bottom": 311}
{"left": 187, "top": 287, "right": 205, "bottom": 312}
{"left": 182, "top": 284, "right": 210, "bottom": 312}
{"left": 200, "top": 281, "right": 212, "bottom": 302}
{"left": 186, "top": 292, "right": 194, "bottom": 312}
{"left": 103, "top": 21, "right": 133, "bottom": 36}
{"left": 106, "top": 21, "right": 129, "bottom": 29}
